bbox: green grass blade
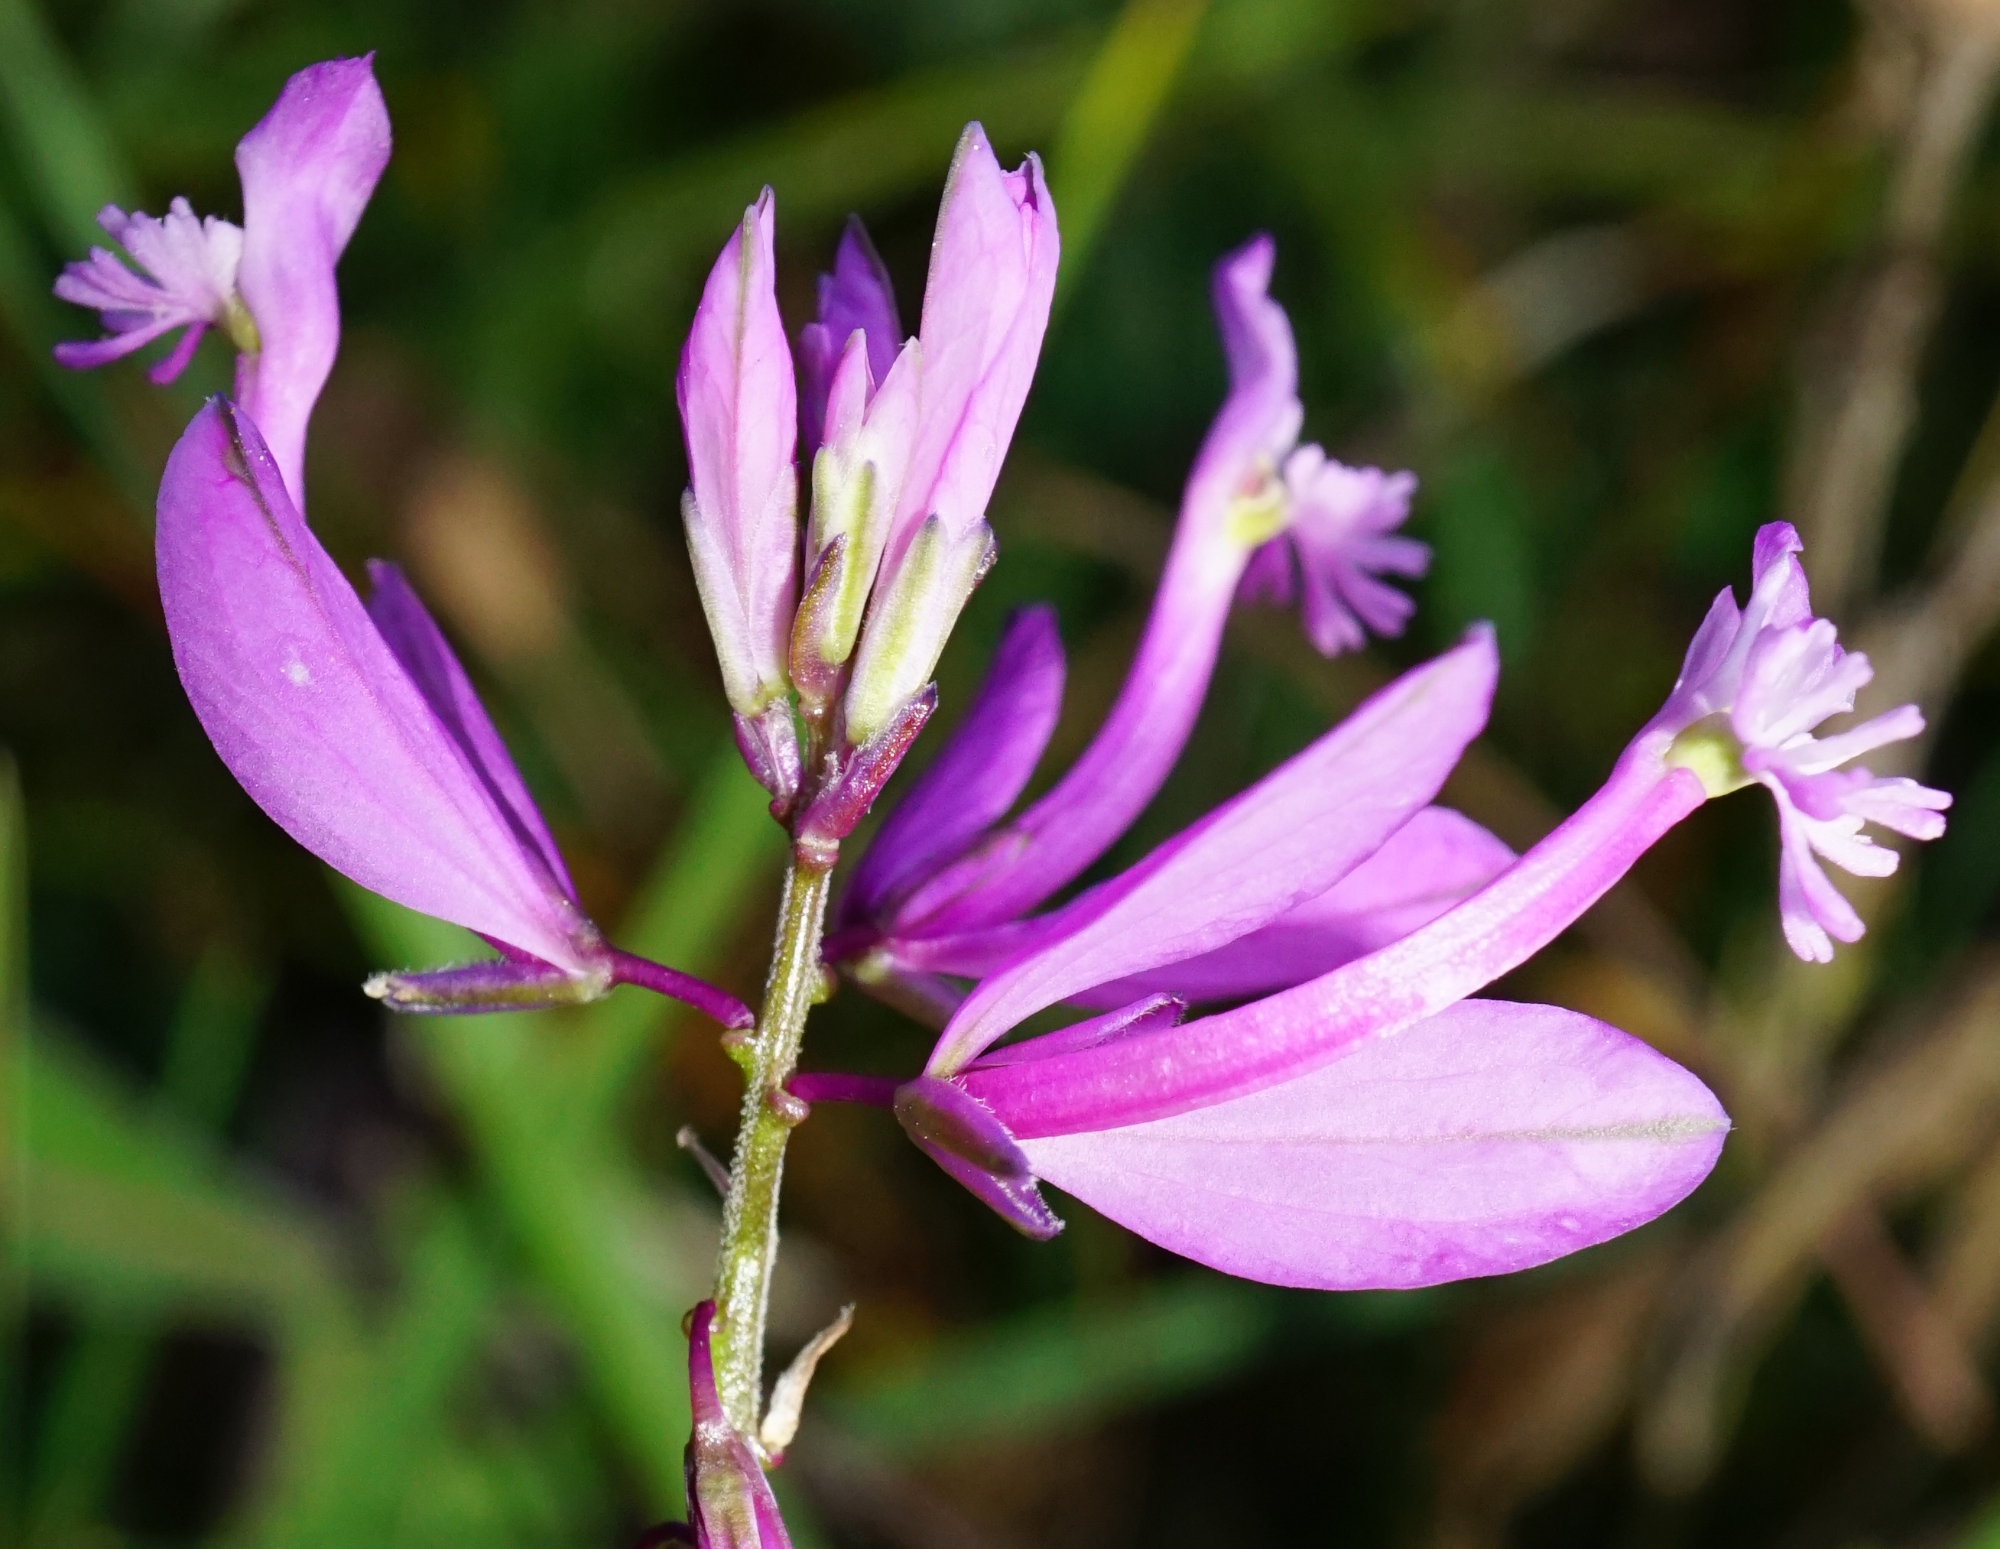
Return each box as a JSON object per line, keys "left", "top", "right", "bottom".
{"left": 1049, "top": 0, "right": 1210, "bottom": 313}
{"left": 827, "top": 1278, "right": 1278, "bottom": 1457}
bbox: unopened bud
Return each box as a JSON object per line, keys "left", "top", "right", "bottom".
{"left": 843, "top": 516, "right": 995, "bottom": 745}
{"left": 795, "top": 684, "right": 937, "bottom": 859}
{"left": 733, "top": 702, "right": 803, "bottom": 818}
{"left": 683, "top": 1302, "right": 794, "bottom": 1549}
{"left": 893, "top": 1075, "right": 1063, "bottom": 1239}
{"left": 800, "top": 335, "right": 921, "bottom": 675}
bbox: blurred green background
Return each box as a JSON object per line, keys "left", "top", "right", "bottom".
{"left": 9, "top": 0, "right": 2000, "bottom": 1543}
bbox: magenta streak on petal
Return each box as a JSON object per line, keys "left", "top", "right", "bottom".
{"left": 924, "top": 628, "right": 1499, "bottom": 1073}
{"left": 788, "top": 1071, "right": 900, "bottom": 1106}
{"left": 1019, "top": 998, "right": 1728, "bottom": 1290}
{"left": 838, "top": 605, "right": 1065, "bottom": 930}
{"left": 364, "top": 561, "right": 578, "bottom": 902}
{"left": 232, "top": 57, "right": 392, "bottom": 509}
{"left": 887, "top": 238, "right": 1300, "bottom": 939}
{"left": 962, "top": 746, "right": 1708, "bottom": 1137}
{"left": 159, "top": 400, "right": 588, "bottom": 972}
{"left": 1072, "top": 806, "right": 1515, "bottom": 1008}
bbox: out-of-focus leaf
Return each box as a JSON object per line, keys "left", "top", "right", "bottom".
{"left": 1424, "top": 440, "right": 1539, "bottom": 662}
{"left": 825, "top": 1278, "right": 1277, "bottom": 1456}
{"left": 254, "top": 1199, "right": 498, "bottom": 1549}
{"left": 341, "top": 884, "right": 700, "bottom": 1514}
{"left": 569, "top": 34, "right": 1092, "bottom": 363}
{"left": 568, "top": 743, "right": 785, "bottom": 1126}
{"left": 1049, "top": 0, "right": 1209, "bottom": 310}
{"left": 20, "top": 1031, "right": 337, "bottom": 1318}
{"left": 1, "top": 753, "right": 22, "bottom": 1531}
{"left": 0, "top": 193, "right": 150, "bottom": 503}
{"left": 0, "top": 0, "right": 136, "bottom": 252}
{"left": 159, "top": 939, "right": 269, "bottom": 1129}
{"left": 1964, "top": 1498, "right": 2000, "bottom": 1549}
{"left": 27, "top": 1322, "right": 152, "bottom": 1540}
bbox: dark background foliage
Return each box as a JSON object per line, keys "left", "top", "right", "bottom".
{"left": 9, "top": 0, "right": 2000, "bottom": 1544}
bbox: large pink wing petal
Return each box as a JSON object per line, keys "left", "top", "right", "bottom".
{"left": 1019, "top": 998, "right": 1728, "bottom": 1290}
{"left": 1073, "top": 806, "right": 1515, "bottom": 1007}
{"left": 927, "top": 627, "right": 1498, "bottom": 1072}
{"left": 158, "top": 400, "right": 583, "bottom": 969}
{"left": 364, "top": 561, "right": 578, "bottom": 903}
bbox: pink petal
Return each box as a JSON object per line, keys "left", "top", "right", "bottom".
{"left": 963, "top": 748, "right": 1708, "bottom": 1136}
{"left": 823, "top": 219, "right": 903, "bottom": 386}
{"left": 1074, "top": 806, "right": 1515, "bottom": 1007}
{"left": 1750, "top": 521, "right": 1811, "bottom": 629}
{"left": 927, "top": 628, "right": 1499, "bottom": 1072}
{"left": 1019, "top": 998, "right": 1728, "bottom": 1289}
{"left": 890, "top": 238, "right": 1303, "bottom": 938}
{"left": 232, "top": 56, "right": 393, "bottom": 508}
{"left": 798, "top": 218, "right": 902, "bottom": 451}
{"left": 885, "top": 124, "right": 1058, "bottom": 574}
{"left": 677, "top": 188, "right": 800, "bottom": 715}
{"left": 364, "top": 561, "right": 577, "bottom": 902}
{"left": 158, "top": 400, "right": 587, "bottom": 971}
{"left": 840, "top": 604, "right": 1065, "bottom": 928}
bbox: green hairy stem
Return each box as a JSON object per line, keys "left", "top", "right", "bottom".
{"left": 709, "top": 852, "right": 835, "bottom": 1435}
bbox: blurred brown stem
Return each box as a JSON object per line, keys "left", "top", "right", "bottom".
{"left": 1821, "top": 1206, "right": 1991, "bottom": 1450}
{"left": 1787, "top": 5, "right": 2000, "bottom": 619}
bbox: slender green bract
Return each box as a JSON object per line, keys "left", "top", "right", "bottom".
{"left": 711, "top": 852, "right": 835, "bottom": 1435}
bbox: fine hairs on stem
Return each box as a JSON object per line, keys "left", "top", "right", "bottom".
{"left": 709, "top": 855, "right": 835, "bottom": 1436}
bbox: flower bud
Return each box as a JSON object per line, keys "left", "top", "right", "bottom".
{"left": 682, "top": 1302, "right": 792, "bottom": 1549}
{"left": 842, "top": 515, "right": 995, "bottom": 745}
{"left": 678, "top": 190, "right": 800, "bottom": 733}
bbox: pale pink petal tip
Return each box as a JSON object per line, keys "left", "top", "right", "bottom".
{"left": 1019, "top": 999, "right": 1729, "bottom": 1290}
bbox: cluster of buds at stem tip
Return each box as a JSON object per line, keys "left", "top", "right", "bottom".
{"left": 676, "top": 125, "right": 1057, "bottom": 862}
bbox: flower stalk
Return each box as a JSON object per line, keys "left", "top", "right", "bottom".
{"left": 710, "top": 850, "right": 836, "bottom": 1436}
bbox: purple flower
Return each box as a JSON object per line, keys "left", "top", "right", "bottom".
{"left": 1648, "top": 522, "right": 1951, "bottom": 960}
{"left": 832, "top": 236, "right": 1433, "bottom": 992}
{"left": 798, "top": 522, "right": 1948, "bottom": 1288}
{"left": 157, "top": 398, "right": 751, "bottom": 1026}
{"left": 679, "top": 124, "right": 1058, "bottom": 822}
{"left": 55, "top": 57, "right": 391, "bottom": 508}
{"left": 53, "top": 200, "right": 245, "bottom": 382}
{"left": 1237, "top": 449, "right": 1427, "bottom": 654}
